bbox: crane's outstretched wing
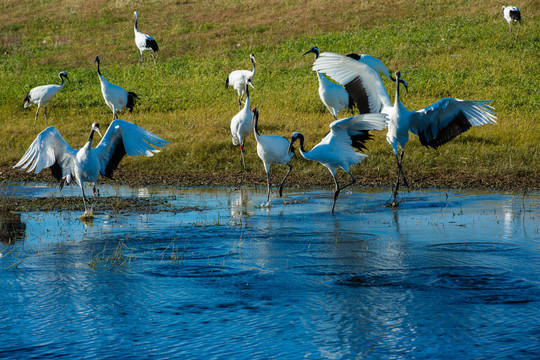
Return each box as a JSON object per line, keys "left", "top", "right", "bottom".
{"left": 95, "top": 120, "right": 169, "bottom": 178}
{"left": 409, "top": 98, "right": 496, "bottom": 149}
{"left": 329, "top": 113, "right": 388, "bottom": 151}
{"left": 313, "top": 52, "right": 391, "bottom": 114}
{"left": 13, "top": 126, "right": 76, "bottom": 181}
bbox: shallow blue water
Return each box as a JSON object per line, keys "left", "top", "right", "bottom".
{"left": 1, "top": 184, "right": 539, "bottom": 359}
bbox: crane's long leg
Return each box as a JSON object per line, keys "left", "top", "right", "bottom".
{"left": 278, "top": 163, "right": 293, "bottom": 197}
{"left": 140, "top": 51, "right": 144, "bottom": 64}
{"left": 33, "top": 105, "right": 41, "bottom": 127}
{"left": 81, "top": 186, "right": 88, "bottom": 213}
{"left": 265, "top": 175, "right": 271, "bottom": 204}
{"left": 151, "top": 51, "right": 156, "bottom": 63}
{"left": 331, "top": 171, "right": 355, "bottom": 214}
{"left": 396, "top": 150, "right": 409, "bottom": 188}
{"left": 44, "top": 106, "right": 48, "bottom": 126}
{"left": 240, "top": 144, "right": 246, "bottom": 171}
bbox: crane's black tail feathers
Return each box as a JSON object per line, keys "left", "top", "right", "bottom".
{"left": 127, "top": 92, "right": 139, "bottom": 112}
{"left": 23, "top": 93, "right": 31, "bottom": 107}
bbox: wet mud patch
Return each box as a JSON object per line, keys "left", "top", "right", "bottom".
{"left": 0, "top": 196, "right": 200, "bottom": 214}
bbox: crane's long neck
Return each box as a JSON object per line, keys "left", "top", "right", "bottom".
{"left": 244, "top": 84, "right": 250, "bottom": 108}
{"left": 251, "top": 57, "right": 256, "bottom": 77}
{"left": 253, "top": 111, "right": 260, "bottom": 140}
{"left": 86, "top": 129, "right": 97, "bottom": 147}
{"left": 134, "top": 14, "right": 139, "bottom": 33}
{"left": 59, "top": 75, "right": 65, "bottom": 88}
{"left": 96, "top": 61, "right": 102, "bottom": 77}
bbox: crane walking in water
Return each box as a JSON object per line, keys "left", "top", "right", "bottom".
{"left": 14, "top": 120, "right": 168, "bottom": 215}
{"left": 313, "top": 52, "right": 497, "bottom": 206}
{"left": 289, "top": 113, "right": 388, "bottom": 214}
{"left": 252, "top": 108, "right": 295, "bottom": 206}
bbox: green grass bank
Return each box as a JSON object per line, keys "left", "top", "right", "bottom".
{"left": 1, "top": 0, "right": 538, "bottom": 190}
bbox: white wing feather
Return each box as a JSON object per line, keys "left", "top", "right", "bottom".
{"left": 13, "top": 127, "right": 76, "bottom": 177}
{"left": 409, "top": 98, "right": 497, "bottom": 139}
{"left": 313, "top": 52, "right": 391, "bottom": 112}
{"left": 95, "top": 120, "right": 169, "bottom": 175}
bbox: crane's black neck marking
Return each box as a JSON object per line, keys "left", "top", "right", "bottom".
{"left": 95, "top": 59, "right": 102, "bottom": 76}
{"left": 127, "top": 92, "right": 139, "bottom": 112}
{"left": 87, "top": 128, "right": 97, "bottom": 145}
{"left": 253, "top": 110, "right": 260, "bottom": 136}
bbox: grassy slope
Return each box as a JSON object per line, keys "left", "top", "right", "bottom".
{"left": 0, "top": 0, "right": 538, "bottom": 190}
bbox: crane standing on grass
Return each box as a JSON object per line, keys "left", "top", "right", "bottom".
{"left": 23, "top": 71, "right": 69, "bottom": 127}
{"left": 502, "top": 6, "right": 521, "bottom": 38}
{"left": 134, "top": 11, "right": 159, "bottom": 63}
{"left": 226, "top": 53, "right": 256, "bottom": 107}
{"left": 95, "top": 56, "right": 139, "bottom": 121}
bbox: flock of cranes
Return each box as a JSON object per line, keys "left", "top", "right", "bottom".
{"left": 17, "top": 7, "right": 520, "bottom": 214}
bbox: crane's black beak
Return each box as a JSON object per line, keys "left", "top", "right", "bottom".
{"left": 302, "top": 48, "right": 316, "bottom": 56}
{"left": 400, "top": 79, "right": 408, "bottom": 94}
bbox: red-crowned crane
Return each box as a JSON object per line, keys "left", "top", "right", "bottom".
{"left": 23, "top": 72, "right": 69, "bottom": 127}
{"left": 303, "top": 46, "right": 353, "bottom": 119}
{"left": 313, "top": 52, "right": 497, "bottom": 206}
{"left": 252, "top": 108, "right": 295, "bottom": 206}
{"left": 226, "top": 53, "right": 256, "bottom": 107}
{"left": 14, "top": 120, "right": 168, "bottom": 215}
{"left": 134, "top": 11, "right": 159, "bottom": 63}
{"left": 288, "top": 113, "right": 388, "bottom": 214}
{"left": 230, "top": 78, "right": 254, "bottom": 170}
{"left": 94, "top": 56, "right": 138, "bottom": 120}
{"left": 502, "top": 6, "right": 521, "bottom": 38}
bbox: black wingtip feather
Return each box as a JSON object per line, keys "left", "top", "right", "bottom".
{"left": 419, "top": 110, "right": 472, "bottom": 149}
{"left": 345, "top": 76, "right": 378, "bottom": 114}
{"left": 103, "top": 138, "right": 127, "bottom": 179}
{"left": 49, "top": 161, "right": 63, "bottom": 182}
{"left": 350, "top": 132, "right": 373, "bottom": 152}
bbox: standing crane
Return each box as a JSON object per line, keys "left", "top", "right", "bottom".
{"left": 313, "top": 52, "right": 497, "bottom": 206}
{"left": 95, "top": 56, "right": 138, "bottom": 120}
{"left": 23, "top": 72, "right": 69, "bottom": 127}
{"left": 134, "top": 11, "right": 159, "bottom": 63}
{"left": 14, "top": 120, "right": 168, "bottom": 215}
{"left": 288, "top": 113, "right": 388, "bottom": 214}
{"left": 252, "top": 108, "right": 295, "bottom": 206}
{"left": 502, "top": 6, "right": 521, "bottom": 38}
{"left": 226, "top": 53, "right": 256, "bottom": 107}
{"left": 230, "top": 78, "right": 254, "bottom": 170}
{"left": 303, "top": 46, "right": 353, "bottom": 119}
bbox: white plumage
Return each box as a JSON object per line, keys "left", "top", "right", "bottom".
{"left": 289, "top": 113, "right": 388, "bottom": 213}
{"left": 502, "top": 6, "right": 521, "bottom": 37}
{"left": 94, "top": 56, "right": 138, "bottom": 120}
{"left": 134, "top": 11, "right": 159, "bottom": 63}
{"left": 14, "top": 120, "right": 168, "bottom": 213}
{"left": 23, "top": 71, "right": 69, "bottom": 127}
{"left": 313, "top": 52, "right": 497, "bottom": 205}
{"left": 230, "top": 78, "right": 254, "bottom": 170}
{"left": 226, "top": 53, "right": 256, "bottom": 107}
{"left": 252, "top": 108, "right": 295, "bottom": 206}
{"left": 345, "top": 53, "right": 408, "bottom": 88}
{"left": 303, "top": 46, "right": 352, "bottom": 119}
